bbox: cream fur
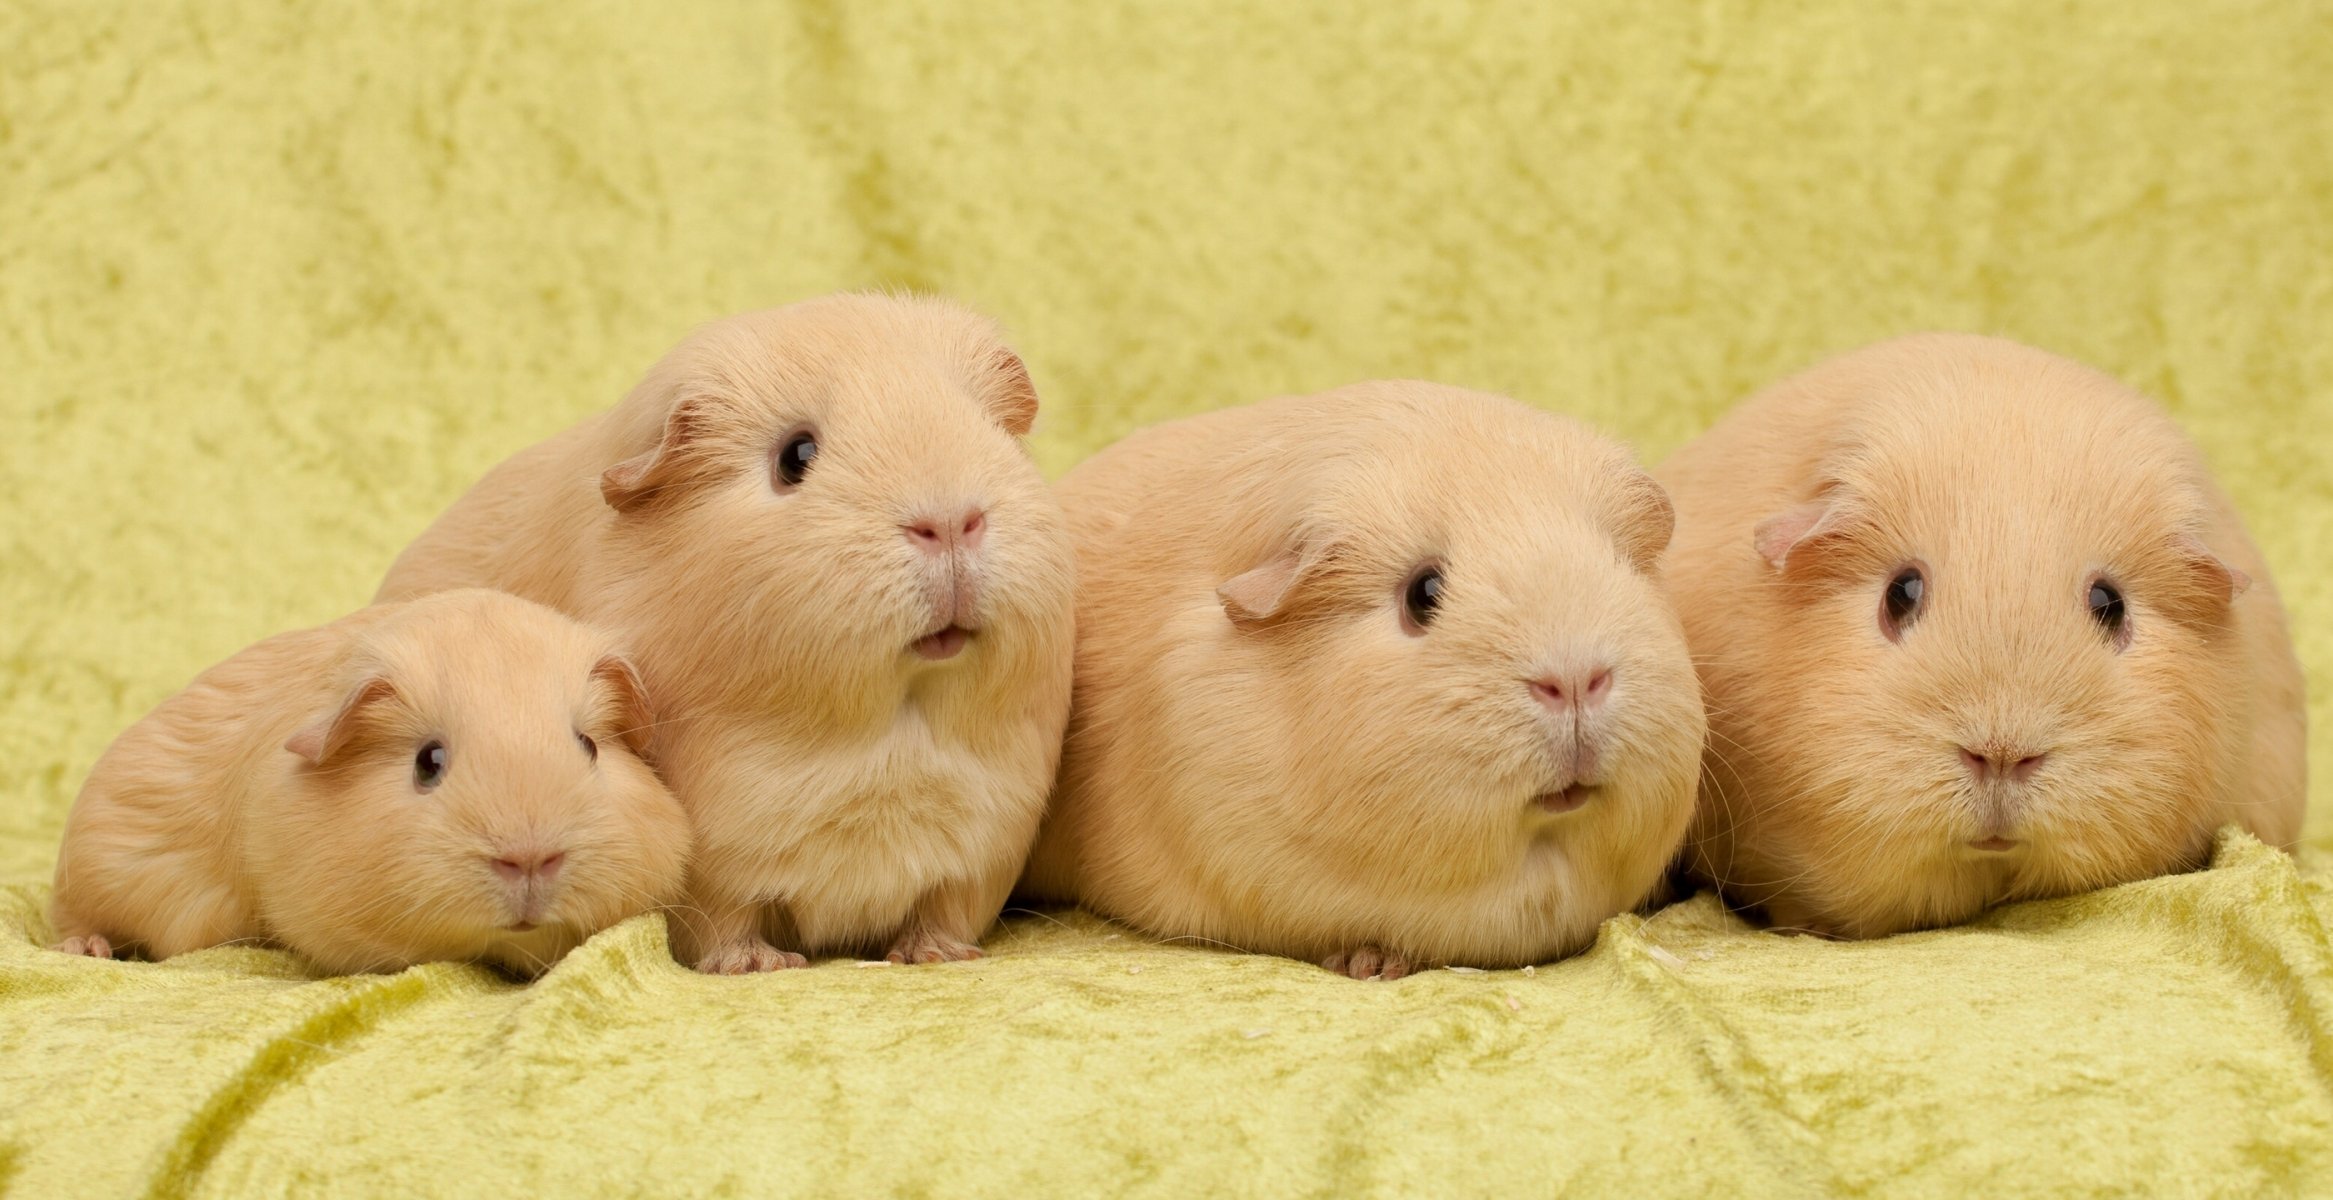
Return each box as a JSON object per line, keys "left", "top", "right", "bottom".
{"left": 47, "top": 589, "right": 690, "bottom": 977}
{"left": 1024, "top": 382, "right": 1706, "bottom": 975}
{"left": 1658, "top": 334, "right": 2308, "bottom": 938}
{"left": 377, "top": 294, "right": 1076, "bottom": 972}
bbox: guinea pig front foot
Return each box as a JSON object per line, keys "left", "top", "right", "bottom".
{"left": 695, "top": 938, "right": 809, "bottom": 975}
{"left": 883, "top": 927, "right": 983, "bottom": 965}
{"left": 1322, "top": 945, "right": 1415, "bottom": 981}
{"left": 53, "top": 934, "right": 114, "bottom": 959}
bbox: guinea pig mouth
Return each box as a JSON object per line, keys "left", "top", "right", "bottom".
{"left": 1532, "top": 785, "right": 1597, "bottom": 814}
{"left": 1966, "top": 836, "right": 2022, "bottom": 853}
{"left": 911, "top": 625, "right": 974, "bottom": 661}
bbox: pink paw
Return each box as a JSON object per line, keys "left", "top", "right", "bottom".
{"left": 884, "top": 929, "right": 982, "bottom": 965}
{"left": 1323, "top": 945, "right": 1414, "bottom": 981}
{"left": 696, "top": 939, "right": 807, "bottom": 974}
{"left": 54, "top": 934, "right": 114, "bottom": 960}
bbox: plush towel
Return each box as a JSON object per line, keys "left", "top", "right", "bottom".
{"left": 1, "top": 1, "right": 2327, "bottom": 1195}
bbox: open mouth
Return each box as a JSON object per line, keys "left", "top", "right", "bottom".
{"left": 505, "top": 920, "right": 539, "bottom": 933}
{"left": 1532, "top": 785, "right": 1596, "bottom": 814}
{"left": 1967, "top": 836, "right": 2021, "bottom": 853}
{"left": 912, "top": 626, "right": 973, "bottom": 661}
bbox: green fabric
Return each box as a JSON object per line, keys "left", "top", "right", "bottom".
{"left": 2, "top": 1, "right": 2329, "bottom": 1195}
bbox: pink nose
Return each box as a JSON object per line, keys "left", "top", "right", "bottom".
{"left": 491, "top": 850, "right": 565, "bottom": 885}
{"left": 1960, "top": 745, "right": 2048, "bottom": 784}
{"left": 1529, "top": 666, "right": 1614, "bottom": 713}
{"left": 903, "top": 508, "right": 986, "bottom": 555}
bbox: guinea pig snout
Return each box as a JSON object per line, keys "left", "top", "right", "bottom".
{"left": 1956, "top": 739, "right": 2051, "bottom": 787}
{"left": 1951, "top": 733, "right": 2055, "bottom": 852}
{"left": 486, "top": 842, "right": 567, "bottom": 925}
{"left": 1526, "top": 665, "right": 1615, "bottom": 715}
{"left": 489, "top": 847, "right": 565, "bottom": 885}
{"left": 1522, "top": 658, "right": 1619, "bottom": 783}
{"left": 902, "top": 504, "right": 989, "bottom": 645}
{"left": 901, "top": 506, "right": 987, "bottom": 557}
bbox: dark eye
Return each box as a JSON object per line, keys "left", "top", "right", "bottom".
{"left": 1881, "top": 567, "right": 1925, "bottom": 640}
{"left": 413, "top": 740, "right": 448, "bottom": 792}
{"left": 1401, "top": 566, "right": 1444, "bottom": 634}
{"left": 2088, "top": 580, "right": 2128, "bottom": 646}
{"left": 772, "top": 430, "right": 818, "bottom": 488}
{"left": 576, "top": 731, "right": 598, "bottom": 761}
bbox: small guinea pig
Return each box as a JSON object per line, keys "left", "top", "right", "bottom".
{"left": 48, "top": 588, "right": 690, "bottom": 977}
{"left": 377, "top": 294, "right": 1076, "bottom": 973}
{"left": 1020, "top": 382, "right": 1705, "bottom": 978}
{"left": 1658, "top": 334, "right": 2307, "bottom": 938}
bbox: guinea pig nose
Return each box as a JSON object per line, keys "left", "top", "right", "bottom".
{"left": 1958, "top": 745, "right": 2049, "bottom": 785}
{"left": 491, "top": 850, "right": 566, "bottom": 884}
{"left": 903, "top": 507, "right": 987, "bottom": 555}
{"left": 1528, "top": 666, "right": 1615, "bottom": 713}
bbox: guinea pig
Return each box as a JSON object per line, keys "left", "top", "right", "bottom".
{"left": 1019, "top": 381, "right": 1706, "bottom": 978}
{"left": 377, "top": 293, "right": 1076, "bottom": 973}
{"left": 48, "top": 588, "right": 690, "bottom": 977}
{"left": 1657, "top": 334, "right": 2307, "bottom": 938}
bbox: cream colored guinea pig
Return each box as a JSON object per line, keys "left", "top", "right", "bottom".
{"left": 1659, "top": 334, "right": 2307, "bottom": 939}
{"left": 378, "top": 294, "right": 1075, "bottom": 973}
{"left": 1021, "top": 382, "right": 1706, "bottom": 978}
{"left": 48, "top": 588, "right": 689, "bottom": 977}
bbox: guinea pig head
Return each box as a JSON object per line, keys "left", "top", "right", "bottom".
{"left": 274, "top": 591, "right": 690, "bottom": 975}
{"left": 594, "top": 294, "right": 1072, "bottom": 720}
{"left": 1731, "top": 346, "right": 2255, "bottom": 936}
{"left": 1216, "top": 388, "right": 1704, "bottom": 918}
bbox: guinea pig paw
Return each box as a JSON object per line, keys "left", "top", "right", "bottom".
{"left": 883, "top": 929, "right": 983, "bottom": 965}
{"left": 1322, "top": 946, "right": 1413, "bottom": 981}
{"left": 54, "top": 934, "right": 113, "bottom": 959}
{"left": 695, "top": 939, "right": 808, "bottom": 975}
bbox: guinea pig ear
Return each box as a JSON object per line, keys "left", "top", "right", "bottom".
{"left": 284, "top": 676, "right": 398, "bottom": 767}
{"left": 600, "top": 397, "right": 712, "bottom": 513}
{"left": 589, "top": 653, "right": 657, "bottom": 759}
{"left": 1612, "top": 470, "right": 1676, "bottom": 572}
{"left": 1752, "top": 498, "right": 1855, "bottom": 573}
{"left": 977, "top": 348, "right": 1040, "bottom": 437}
{"left": 1218, "top": 544, "right": 1326, "bottom": 626}
{"left": 2167, "top": 533, "right": 2253, "bottom": 606}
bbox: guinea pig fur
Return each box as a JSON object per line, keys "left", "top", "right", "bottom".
{"left": 1658, "top": 333, "right": 2307, "bottom": 939}
{"left": 377, "top": 293, "right": 1076, "bottom": 973}
{"left": 48, "top": 588, "right": 690, "bottom": 977}
{"left": 1020, "top": 381, "right": 1706, "bottom": 978}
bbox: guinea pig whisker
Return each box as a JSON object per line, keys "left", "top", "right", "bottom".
{"left": 611, "top": 884, "right": 715, "bottom": 933}
{"left": 645, "top": 899, "right": 715, "bottom": 923}
{"left": 997, "top": 906, "right": 1080, "bottom": 933}
{"left": 1697, "top": 733, "right": 1757, "bottom": 789}
{"left": 510, "top": 942, "right": 555, "bottom": 977}
{"left": 1150, "top": 931, "right": 1264, "bottom": 956}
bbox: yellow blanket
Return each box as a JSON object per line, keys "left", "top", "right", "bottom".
{"left": 2, "top": 2, "right": 2327, "bottom": 1194}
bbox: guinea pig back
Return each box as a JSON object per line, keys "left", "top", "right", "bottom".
{"left": 1657, "top": 334, "right": 2306, "bottom": 938}
{"left": 1027, "top": 381, "right": 1705, "bottom": 977}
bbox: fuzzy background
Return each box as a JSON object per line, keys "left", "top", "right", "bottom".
{"left": 3, "top": 2, "right": 2330, "bottom": 1197}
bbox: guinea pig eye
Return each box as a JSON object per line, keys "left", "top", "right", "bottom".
{"left": 1881, "top": 566, "right": 1925, "bottom": 641}
{"left": 771, "top": 430, "right": 819, "bottom": 489}
{"left": 2088, "top": 580, "right": 2129, "bottom": 647}
{"left": 575, "top": 730, "right": 598, "bottom": 761}
{"left": 413, "top": 740, "right": 448, "bottom": 792}
{"left": 1400, "top": 565, "right": 1445, "bottom": 635}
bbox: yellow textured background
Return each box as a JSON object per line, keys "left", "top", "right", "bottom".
{"left": 2, "top": 2, "right": 2329, "bottom": 1196}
